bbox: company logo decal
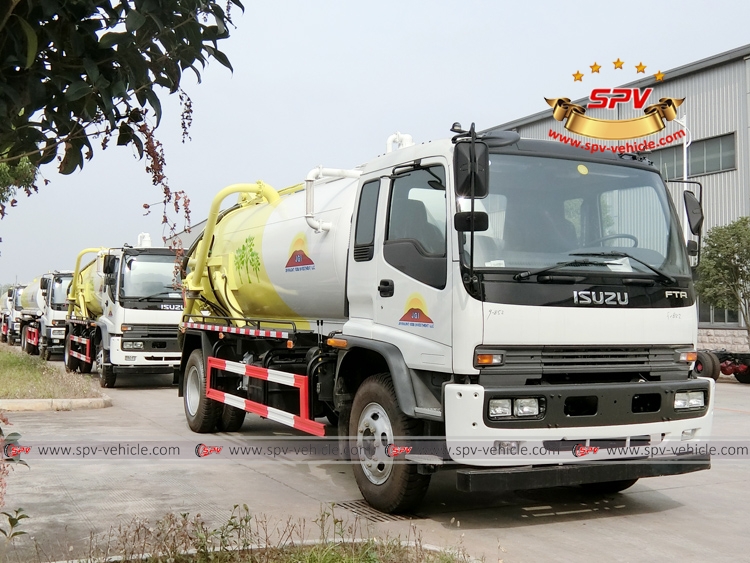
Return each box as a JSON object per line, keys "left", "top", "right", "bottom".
{"left": 398, "top": 294, "right": 434, "bottom": 328}
{"left": 546, "top": 58, "right": 684, "bottom": 140}
{"left": 285, "top": 233, "right": 315, "bottom": 272}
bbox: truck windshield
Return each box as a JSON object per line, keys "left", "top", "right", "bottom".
{"left": 13, "top": 289, "right": 23, "bottom": 309}
{"left": 461, "top": 154, "right": 690, "bottom": 278}
{"left": 50, "top": 277, "right": 72, "bottom": 310}
{"left": 120, "top": 253, "right": 181, "bottom": 299}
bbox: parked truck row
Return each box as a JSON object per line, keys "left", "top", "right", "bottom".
{"left": 1, "top": 126, "right": 722, "bottom": 513}
{"left": 4, "top": 233, "right": 183, "bottom": 388}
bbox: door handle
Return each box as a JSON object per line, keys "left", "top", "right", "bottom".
{"left": 378, "top": 279, "right": 394, "bottom": 297}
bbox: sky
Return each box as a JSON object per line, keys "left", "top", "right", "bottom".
{"left": 2, "top": 0, "right": 750, "bottom": 283}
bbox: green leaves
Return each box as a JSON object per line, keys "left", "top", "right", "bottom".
{"left": 0, "top": 0, "right": 246, "bottom": 195}
{"left": 13, "top": 16, "right": 38, "bottom": 69}
{"left": 696, "top": 216, "right": 750, "bottom": 341}
{"left": 125, "top": 9, "right": 147, "bottom": 33}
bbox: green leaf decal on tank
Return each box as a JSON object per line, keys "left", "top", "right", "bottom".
{"left": 234, "top": 235, "right": 261, "bottom": 284}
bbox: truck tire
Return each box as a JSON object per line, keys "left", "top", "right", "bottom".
{"left": 184, "top": 348, "right": 221, "bottom": 433}
{"left": 580, "top": 478, "right": 638, "bottom": 494}
{"left": 694, "top": 351, "right": 716, "bottom": 380}
{"left": 216, "top": 404, "right": 246, "bottom": 432}
{"left": 706, "top": 352, "right": 721, "bottom": 380}
{"left": 349, "top": 374, "right": 431, "bottom": 514}
{"left": 94, "top": 345, "right": 116, "bottom": 388}
{"left": 24, "top": 328, "right": 38, "bottom": 356}
{"left": 40, "top": 343, "right": 50, "bottom": 361}
{"left": 64, "top": 335, "right": 79, "bottom": 372}
{"left": 20, "top": 327, "right": 28, "bottom": 353}
{"left": 735, "top": 365, "right": 750, "bottom": 384}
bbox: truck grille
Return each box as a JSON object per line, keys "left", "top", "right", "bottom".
{"left": 501, "top": 347, "right": 676, "bottom": 373}
{"left": 124, "top": 324, "right": 179, "bottom": 338}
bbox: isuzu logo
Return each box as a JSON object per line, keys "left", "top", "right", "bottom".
{"left": 665, "top": 290, "right": 688, "bottom": 299}
{"left": 573, "top": 291, "right": 629, "bottom": 305}
{"left": 159, "top": 304, "right": 182, "bottom": 311}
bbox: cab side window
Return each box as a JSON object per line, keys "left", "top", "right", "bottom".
{"left": 384, "top": 166, "right": 447, "bottom": 289}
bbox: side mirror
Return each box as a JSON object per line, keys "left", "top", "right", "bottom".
{"left": 454, "top": 211, "right": 489, "bottom": 232}
{"left": 7, "top": 289, "right": 12, "bottom": 297}
{"left": 684, "top": 191, "right": 704, "bottom": 236}
{"left": 454, "top": 140, "right": 489, "bottom": 198}
{"left": 686, "top": 239, "right": 699, "bottom": 256}
{"left": 102, "top": 255, "right": 117, "bottom": 275}
{"left": 40, "top": 278, "right": 49, "bottom": 290}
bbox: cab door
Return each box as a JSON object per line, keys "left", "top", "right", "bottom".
{"left": 373, "top": 159, "right": 452, "bottom": 371}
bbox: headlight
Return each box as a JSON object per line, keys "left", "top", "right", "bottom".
{"left": 122, "top": 341, "right": 144, "bottom": 350}
{"left": 674, "top": 391, "right": 705, "bottom": 410}
{"left": 514, "top": 398, "right": 540, "bottom": 417}
{"left": 488, "top": 399, "right": 512, "bottom": 419}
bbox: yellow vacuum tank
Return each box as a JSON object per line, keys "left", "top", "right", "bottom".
{"left": 76, "top": 260, "right": 103, "bottom": 318}
{"left": 189, "top": 177, "right": 359, "bottom": 325}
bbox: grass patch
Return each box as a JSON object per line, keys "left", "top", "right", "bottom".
{"left": 3, "top": 506, "right": 471, "bottom": 563}
{"left": 0, "top": 346, "right": 101, "bottom": 400}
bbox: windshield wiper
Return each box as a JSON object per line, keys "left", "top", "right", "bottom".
{"left": 513, "top": 259, "right": 609, "bottom": 281}
{"left": 134, "top": 287, "right": 182, "bottom": 302}
{"left": 570, "top": 251, "right": 676, "bottom": 285}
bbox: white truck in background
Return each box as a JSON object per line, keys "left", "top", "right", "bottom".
{"left": 65, "top": 233, "right": 184, "bottom": 387}
{"left": 18, "top": 272, "right": 73, "bottom": 359}
{"left": 2, "top": 285, "right": 26, "bottom": 346}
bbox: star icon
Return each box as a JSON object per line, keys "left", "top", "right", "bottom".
{"left": 635, "top": 62, "right": 647, "bottom": 73}
{"left": 613, "top": 58, "right": 624, "bottom": 69}
{"left": 573, "top": 70, "right": 584, "bottom": 82}
{"left": 654, "top": 70, "right": 665, "bottom": 81}
{"left": 590, "top": 62, "right": 602, "bottom": 73}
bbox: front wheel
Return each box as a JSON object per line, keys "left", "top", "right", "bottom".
{"left": 580, "top": 478, "right": 639, "bottom": 494}
{"left": 96, "top": 344, "right": 116, "bottom": 388}
{"left": 184, "top": 348, "right": 221, "bottom": 433}
{"left": 349, "top": 374, "right": 430, "bottom": 513}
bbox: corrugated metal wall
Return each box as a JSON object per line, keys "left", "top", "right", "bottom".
{"left": 510, "top": 58, "right": 748, "bottom": 235}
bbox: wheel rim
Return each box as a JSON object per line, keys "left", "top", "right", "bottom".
{"left": 356, "top": 402, "right": 395, "bottom": 485}
{"left": 64, "top": 337, "right": 71, "bottom": 364}
{"left": 185, "top": 365, "right": 201, "bottom": 417}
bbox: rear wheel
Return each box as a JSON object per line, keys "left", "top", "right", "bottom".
{"left": 216, "top": 404, "right": 246, "bottom": 432}
{"left": 20, "top": 327, "right": 30, "bottom": 354}
{"left": 64, "top": 334, "right": 79, "bottom": 372}
{"left": 79, "top": 339, "right": 93, "bottom": 374}
{"left": 580, "top": 479, "right": 639, "bottom": 494}
{"left": 735, "top": 364, "right": 750, "bottom": 384}
{"left": 184, "top": 348, "right": 221, "bottom": 433}
{"left": 24, "top": 328, "right": 38, "bottom": 356}
{"left": 349, "top": 374, "right": 430, "bottom": 513}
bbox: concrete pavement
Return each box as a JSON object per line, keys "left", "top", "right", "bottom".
{"left": 3, "top": 372, "right": 750, "bottom": 562}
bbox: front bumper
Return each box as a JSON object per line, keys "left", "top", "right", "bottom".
{"left": 444, "top": 380, "right": 715, "bottom": 467}
{"left": 455, "top": 453, "right": 710, "bottom": 492}
{"left": 109, "top": 336, "right": 181, "bottom": 368}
